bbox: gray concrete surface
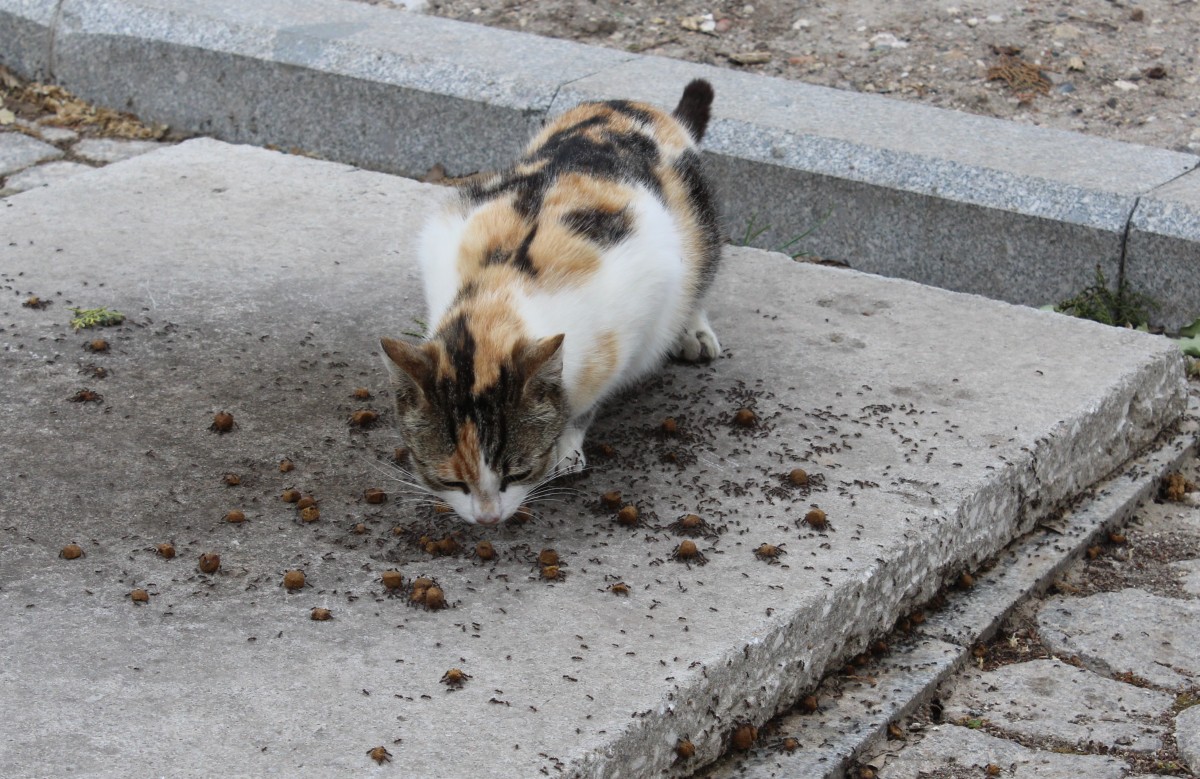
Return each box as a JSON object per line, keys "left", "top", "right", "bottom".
{"left": 2, "top": 0, "right": 1198, "bottom": 326}
{"left": 1128, "top": 172, "right": 1200, "bottom": 333}
{"left": 0, "top": 139, "right": 1188, "bottom": 778}
{"left": 0, "top": 129, "right": 62, "bottom": 175}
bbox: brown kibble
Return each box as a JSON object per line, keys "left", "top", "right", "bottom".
{"left": 59, "top": 543, "right": 84, "bottom": 560}
{"left": 609, "top": 582, "right": 630, "bottom": 596}
{"left": 600, "top": 490, "right": 623, "bottom": 510}
{"left": 352, "top": 523, "right": 367, "bottom": 535}
{"left": 617, "top": 504, "right": 639, "bottom": 526}
{"left": 156, "top": 542, "right": 175, "bottom": 559}
{"left": 804, "top": 508, "right": 828, "bottom": 530}
{"left": 788, "top": 467, "right": 809, "bottom": 486}
{"left": 1109, "top": 531, "right": 1127, "bottom": 545}
{"left": 130, "top": 588, "right": 150, "bottom": 603}
{"left": 367, "top": 746, "right": 392, "bottom": 764}
{"left": 538, "top": 548, "right": 559, "bottom": 567}
{"left": 781, "top": 736, "right": 800, "bottom": 752}
{"left": 755, "top": 543, "right": 784, "bottom": 560}
{"left": 800, "top": 695, "right": 819, "bottom": 714}
{"left": 282, "top": 569, "right": 306, "bottom": 590}
{"left": 23, "top": 296, "right": 48, "bottom": 309}
{"left": 598, "top": 443, "right": 617, "bottom": 458}
{"left": 353, "top": 387, "right": 372, "bottom": 399}
{"left": 310, "top": 607, "right": 333, "bottom": 621}
{"left": 973, "top": 644, "right": 989, "bottom": 659}
{"left": 281, "top": 489, "right": 302, "bottom": 503}
{"left": 70, "top": 389, "right": 101, "bottom": 403}
{"left": 1087, "top": 545, "right": 1102, "bottom": 559}
{"left": 858, "top": 768, "right": 877, "bottom": 779}
{"left": 732, "top": 723, "right": 757, "bottom": 751}
{"left": 1162, "top": 471, "right": 1195, "bottom": 502}
{"left": 222, "top": 473, "right": 241, "bottom": 486}
{"left": 985, "top": 764, "right": 1002, "bottom": 777}
{"left": 733, "top": 408, "right": 757, "bottom": 428}
{"left": 680, "top": 513, "right": 702, "bottom": 529}
{"left": 476, "top": 541, "right": 496, "bottom": 561}
{"left": 381, "top": 570, "right": 403, "bottom": 590}
{"left": 441, "top": 668, "right": 470, "bottom": 687}
{"left": 210, "top": 411, "right": 235, "bottom": 433}
{"left": 300, "top": 506, "right": 320, "bottom": 523}
{"left": 350, "top": 409, "right": 378, "bottom": 428}
{"left": 224, "top": 509, "right": 246, "bottom": 524}
{"left": 295, "top": 496, "right": 317, "bottom": 511}
{"left": 911, "top": 610, "right": 926, "bottom": 625}
{"left": 959, "top": 572, "right": 975, "bottom": 589}
{"left": 540, "top": 565, "right": 561, "bottom": 581}
{"left": 675, "top": 739, "right": 695, "bottom": 760}
{"left": 89, "top": 338, "right": 109, "bottom": 352}
{"left": 410, "top": 577, "right": 434, "bottom": 592}
{"left": 279, "top": 458, "right": 294, "bottom": 473}
{"left": 887, "top": 722, "right": 904, "bottom": 740}
{"left": 198, "top": 553, "right": 220, "bottom": 573}
{"left": 676, "top": 540, "right": 699, "bottom": 559}
{"left": 423, "top": 585, "right": 446, "bottom": 609}
{"left": 364, "top": 488, "right": 387, "bottom": 504}
{"left": 436, "top": 537, "right": 460, "bottom": 555}
{"left": 661, "top": 417, "right": 678, "bottom": 435}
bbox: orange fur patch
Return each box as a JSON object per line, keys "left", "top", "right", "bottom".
{"left": 446, "top": 419, "right": 482, "bottom": 483}
{"left": 574, "top": 330, "right": 619, "bottom": 409}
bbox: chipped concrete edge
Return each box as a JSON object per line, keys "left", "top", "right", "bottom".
{"left": 1, "top": 0, "right": 1198, "bottom": 327}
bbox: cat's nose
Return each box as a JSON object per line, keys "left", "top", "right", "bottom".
{"left": 476, "top": 512, "right": 502, "bottom": 526}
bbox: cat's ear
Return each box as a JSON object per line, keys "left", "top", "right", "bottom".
{"left": 518, "top": 334, "right": 565, "bottom": 388}
{"left": 380, "top": 336, "right": 433, "bottom": 408}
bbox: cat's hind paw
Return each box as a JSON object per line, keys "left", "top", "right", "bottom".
{"left": 673, "top": 310, "right": 721, "bottom": 363}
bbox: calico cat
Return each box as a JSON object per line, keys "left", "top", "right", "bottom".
{"left": 380, "top": 79, "right": 721, "bottom": 525}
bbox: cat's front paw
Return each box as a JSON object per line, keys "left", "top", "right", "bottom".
{"left": 673, "top": 310, "right": 721, "bottom": 363}
{"left": 551, "top": 430, "right": 587, "bottom": 477}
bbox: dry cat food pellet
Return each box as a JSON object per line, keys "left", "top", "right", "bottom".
{"left": 364, "top": 488, "right": 386, "bottom": 504}
{"left": 198, "top": 553, "right": 220, "bottom": 573}
{"left": 380, "top": 570, "right": 403, "bottom": 590}
{"left": 675, "top": 739, "right": 695, "bottom": 760}
{"left": 675, "top": 540, "right": 699, "bottom": 559}
{"left": 281, "top": 489, "right": 302, "bottom": 503}
{"left": 310, "top": 607, "right": 332, "bottom": 621}
{"left": 70, "top": 389, "right": 101, "bottom": 403}
{"left": 352, "top": 523, "right": 368, "bottom": 535}
{"left": 294, "top": 496, "right": 316, "bottom": 511}
{"left": 609, "top": 582, "right": 630, "bottom": 596}
{"left": 349, "top": 409, "right": 378, "bottom": 427}
{"left": 540, "top": 565, "right": 561, "bottom": 581}
{"left": 732, "top": 723, "right": 758, "bottom": 751}
{"left": 1109, "top": 531, "right": 1127, "bottom": 544}
{"left": 300, "top": 506, "right": 320, "bottom": 523}
{"left": 660, "top": 417, "right": 677, "bottom": 435}
{"left": 59, "top": 543, "right": 84, "bottom": 560}
{"left": 804, "top": 508, "right": 828, "bottom": 530}
{"left": 367, "top": 746, "right": 392, "bottom": 764}
{"left": 353, "top": 387, "right": 372, "bottom": 399}
{"left": 130, "top": 588, "right": 150, "bottom": 603}
{"left": 282, "top": 570, "right": 306, "bottom": 590}
{"left": 475, "top": 541, "right": 496, "bottom": 561}
{"left": 1087, "top": 545, "right": 1102, "bottom": 559}
{"left": 782, "top": 737, "right": 800, "bottom": 752}
{"left": 222, "top": 473, "right": 241, "bottom": 486}
{"left": 617, "top": 505, "right": 639, "bottom": 526}
{"left": 538, "top": 548, "right": 559, "bottom": 567}
{"left": 279, "top": 458, "right": 294, "bottom": 473}
{"left": 600, "top": 490, "right": 623, "bottom": 510}
{"left": 788, "top": 468, "right": 809, "bottom": 486}
{"left": 733, "top": 408, "right": 757, "bottom": 427}
{"left": 959, "top": 572, "right": 975, "bottom": 588}
{"left": 224, "top": 509, "right": 246, "bottom": 524}
{"left": 441, "top": 668, "right": 470, "bottom": 687}
{"left": 423, "top": 586, "right": 447, "bottom": 610}
{"left": 598, "top": 443, "right": 617, "bottom": 458}
{"left": 210, "top": 411, "right": 235, "bottom": 433}
{"left": 800, "top": 695, "right": 819, "bottom": 714}
{"left": 680, "top": 514, "right": 702, "bottom": 529}
{"left": 156, "top": 543, "right": 176, "bottom": 559}
{"left": 754, "top": 543, "right": 783, "bottom": 560}
{"left": 88, "top": 339, "right": 108, "bottom": 352}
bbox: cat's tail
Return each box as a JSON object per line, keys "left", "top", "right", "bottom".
{"left": 672, "top": 79, "right": 714, "bottom": 144}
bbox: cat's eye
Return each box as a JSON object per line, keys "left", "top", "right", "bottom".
{"left": 443, "top": 480, "right": 470, "bottom": 494}
{"left": 501, "top": 471, "right": 532, "bottom": 490}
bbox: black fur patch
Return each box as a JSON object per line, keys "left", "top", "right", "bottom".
{"left": 562, "top": 207, "right": 632, "bottom": 247}
{"left": 672, "top": 79, "right": 714, "bottom": 143}
{"left": 673, "top": 149, "right": 721, "bottom": 294}
{"left": 511, "top": 225, "right": 539, "bottom": 275}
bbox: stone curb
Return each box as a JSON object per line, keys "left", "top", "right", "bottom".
{"left": 1, "top": 0, "right": 1198, "bottom": 327}
{"left": 703, "top": 399, "right": 1199, "bottom": 778}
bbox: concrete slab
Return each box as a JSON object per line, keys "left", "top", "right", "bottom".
{"left": 1127, "top": 169, "right": 1200, "bottom": 330}
{"left": 1, "top": 158, "right": 92, "bottom": 193}
{"left": 0, "top": 129, "right": 62, "bottom": 175}
{"left": 72, "top": 137, "right": 166, "bottom": 163}
{"left": 0, "top": 139, "right": 1187, "bottom": 778}
{"left": 0, "top": 0, "right": 57, "bottom": 79}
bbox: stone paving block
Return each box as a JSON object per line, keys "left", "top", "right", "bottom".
{"left": 1172, "top": 559, "right": 1200, "bottom": 597}
{"left": 1177, "top": 705, "right": 1200, "bottom": 774}
{"left": 941, "top": 659, "right": 1173, "bottom": 752}
{"left": 0, "top": 139, "right": 1187, "bottom": 778}
{"left": 0, "top": 130, "right": 62, "bottom": 175}
{"left": 550, "top": 54, "right": 1198, "bottom": 315}
{"left": 2, "top": 159, "right": 92, "bottom": 193}
{"left": 701, "top": 637, "right": 963, "bottom": 779}
{"left": 876, "top": 724, "right": 1128, "bottom": 779}
{"left": 1128, "top": 169, "right": 1200, "bottom": 331}
{"left": 72, "top": 137, "right": 165, "bottom": 163}
{"left": 48, "top": 0, "right": 634, "bottom": 177}
{"left": 1037, "top": 590, "right": 1200, "bottom": 691}
{"left": 0, "top": 0, "right": 58, "bottom": 79}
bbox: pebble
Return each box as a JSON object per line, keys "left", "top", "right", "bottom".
{"left": 942, "top": 658, "right": 1173, "bottom": 751}
{"left": 1037, "top": 589, "right": 1200, "bottom": 691}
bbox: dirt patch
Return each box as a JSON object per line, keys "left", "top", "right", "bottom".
{"left": 411, "top": 0, "right": 1199, "bottom": 153}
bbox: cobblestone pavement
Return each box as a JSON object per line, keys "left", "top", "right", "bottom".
{"left": 4, "top": 78, "right": 1199, "bottom": 779}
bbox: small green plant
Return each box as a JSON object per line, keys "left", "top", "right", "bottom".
{"left": 736, "top": 211, "right": 831, "bottom": 260}
{"left": 68, "top": 306, "right": 125, "bottom": 330}
{"left": 1054, "top": 265, "right": 1156, "bottom": 328}
{"left": 1177, "top": 317, "right": 1200, "bottom": 358}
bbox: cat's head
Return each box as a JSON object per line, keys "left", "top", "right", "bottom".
{"left": 379, "top": 330, "right": 568, "bottom": 525}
